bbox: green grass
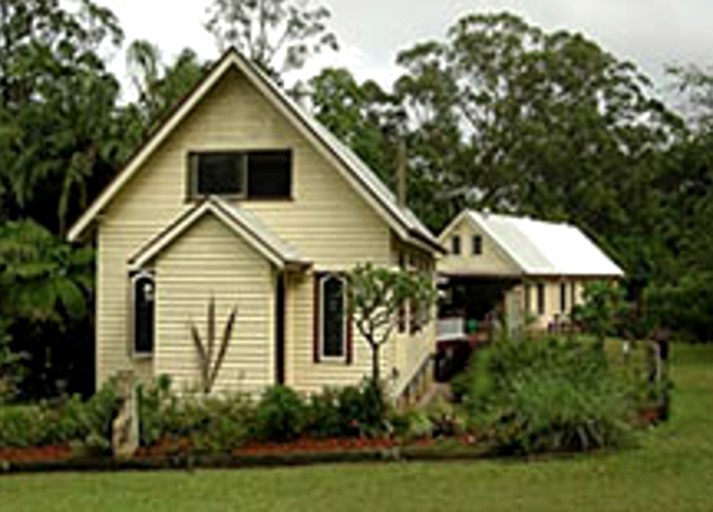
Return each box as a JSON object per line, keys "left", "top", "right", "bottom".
{"left": 2, "top": 343, "right": 713, "bottom": 512}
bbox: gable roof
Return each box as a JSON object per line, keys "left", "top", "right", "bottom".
{"left": 129, "top": 196, "right": 309, "bottom": 270}
{"left": 68, "top": 48, "right": 443, "bottom": 254}
{"left": 440, "top": 210, "right": 624, "bottom": 277}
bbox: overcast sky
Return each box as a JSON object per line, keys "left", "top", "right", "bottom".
{"left": 103, "top": 0, "right": 711, "bottom": 97}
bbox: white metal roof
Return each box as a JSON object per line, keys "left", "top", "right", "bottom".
{"left": 68, "top": 48, "right": 442, "bottom": 253}
{"left": 464, "top": 211, "right": 624, "bottom": 277}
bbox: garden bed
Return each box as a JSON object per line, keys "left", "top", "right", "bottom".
{"left": 0, "top": 437, "right": 487, "bottom": 474}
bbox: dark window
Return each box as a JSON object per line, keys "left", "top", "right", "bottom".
{"left": 247, "top": 150, "right": 291, "bottom": 198}
{"left": 537, "top": 283, "right": 546, "bottom": 315}
{"left": 451, "top": 235, "right": 461, "bottom": 255}
{"left": 192, "top": 153, "right": 246, "bottom": 197}
{"left": 133, "top": 273, "right": 155, "bottom": 355}
{"left": 319, "top": 274, "right": 346, "bottom": 358}
{"left": 560, "top": 283, "right": 567, "bottom": 312}
{"left": 472, "top": 235, "right": 483, "bottom": 255}
{"left": 189, "top": 150, "right": 291, "bottom": 199}
{"left": 398, "top": 253, "right": 406, "bottom": 333}
{"left": 524, "top": 284, "right": 531, "bottom": 314}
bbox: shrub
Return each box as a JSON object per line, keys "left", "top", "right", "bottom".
{"left": 305, "top": 388, "right": 342, "bottom": 438}
{"left": 335, "top": 379, "right": 388, "bottom": 437}
{"left": 253, "top": 385, "right": 306, "bottom": 441}
{"left": 461, "top": 337, "right": 633, "bottom": 455}
{"left": 0, "top": 380, "right": 119, "bottom": 449}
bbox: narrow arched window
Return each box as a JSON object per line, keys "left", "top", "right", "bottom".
{"left": 318, "top": 274, "right": 347, "bottom": 360}
{"left": 132, "top": 272, "right": 155, "bottom": 356}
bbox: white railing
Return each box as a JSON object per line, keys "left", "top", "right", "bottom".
{"left": 437, "top": 317, "right": 466, "bottom": 341}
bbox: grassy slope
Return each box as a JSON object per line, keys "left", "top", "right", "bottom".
{"left": 1, "top": 344, "right": 712, "bottom": 512}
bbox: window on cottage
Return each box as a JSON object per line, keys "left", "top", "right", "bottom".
{"left": 319, "top": 274, "right": 347, "bottom": 359}
{"left": 451, "top": 235, "right": 461, "bottom": 255}
{"left": 191, "top": 152, "right": 246, "bottom": 197}
{"left": 524, "top": 284, "right": 531, "bottom": 314}
{"left": 247, "top": 150, "right": 292, "bottom": 198}
{"left": 189, "top": 150, "right": 291, "bottom": 199}
{"left": 132, "top": 272, "right": 155, "bottom": 355}
{"left": 537, "top": 283, "right": 546, "bottom": 315}
{"left": 472, "top": 235, "right": 483, "bottom": 255}
{"left": 560, "top": 283, "right": 567, "bottom": 312}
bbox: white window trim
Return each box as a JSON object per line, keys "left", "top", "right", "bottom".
{"left": 130, "top": 270, "right": 155, "bottom": 359}
{"left": 319, "top": 273, "right": 348, "bottom": 362}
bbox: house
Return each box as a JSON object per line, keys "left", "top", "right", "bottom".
{"left": 437, "top": 210, "right": 624, "bottom": 335}
{"left": 68, "top": 48, "right": 443, "bottom": 400}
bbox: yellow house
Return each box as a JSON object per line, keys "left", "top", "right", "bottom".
{"left": 68, "top": 48, "right": 443, "bottom": 400}
{"left": 437, "top": 210, "right": 624, "bottom": 333}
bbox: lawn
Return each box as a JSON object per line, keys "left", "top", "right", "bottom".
{"left": 1, "top": 343, "right": 712, "bottom": 512}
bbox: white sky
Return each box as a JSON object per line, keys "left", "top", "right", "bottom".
{"left": 102, "top": 0, "right": 713, "bottom": 97}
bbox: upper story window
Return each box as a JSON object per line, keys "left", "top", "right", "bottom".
{"left": 132, "top": 271, "right": 155, "bottom": 356}
{"left": 472, "top": 235, "right": 483, "bottom": 255}
{"left": 188, "top": 150, "right": 291, "bottom": 200}
{"left": 451, "top": 235, "right": 461, "bottom": 255}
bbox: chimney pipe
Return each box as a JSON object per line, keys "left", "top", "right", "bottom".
{"left": 397, "top": 140, "right": 407, "bottom": 208}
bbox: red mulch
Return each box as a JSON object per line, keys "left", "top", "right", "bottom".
{"left": 0, "top": 445, "right": 72, "bottom": 463}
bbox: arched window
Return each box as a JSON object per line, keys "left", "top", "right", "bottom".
{"left": 132, "top": 272, "right": 155, "bottom": 356}
{"left": 318, "top": 273, "right": 348, "bottom": 360}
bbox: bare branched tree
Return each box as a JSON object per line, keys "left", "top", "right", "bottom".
{"left": 205, "top": 0, "right": 338, "bottom": 81}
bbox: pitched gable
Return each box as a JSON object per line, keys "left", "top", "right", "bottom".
{"left": 68, "top": 48, "right": 441, "bottom": 254}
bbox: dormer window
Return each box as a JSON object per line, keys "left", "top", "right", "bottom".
{"left": 451, "top": 235, "right": 461, "bottom": 255}
{"left": 188, "top": 150, "right": 291, "bottom": 200}
{"left": 472, "top": 235, "right": 482, "bottom": 255}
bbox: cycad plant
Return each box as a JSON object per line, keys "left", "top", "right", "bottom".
{"left": 190, "top": 297, "right": 237, "bottom": 394}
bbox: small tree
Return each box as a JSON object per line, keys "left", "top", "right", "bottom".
{"left": 572, "top": 281, "right": 626, "bottom": 347}
{"left": 347, "top": 263, "right": 436, "bottom": 384}
{"left": 190, "top": 297, "right": 237, "bottom": 394}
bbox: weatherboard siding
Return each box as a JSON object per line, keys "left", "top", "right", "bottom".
{"left": 437, "top": 215, "right": 519, "bottom": 276}
{"left": 94, "top": 66, "right": 429, "bottom": 394}
{"left": 153, "top": 215, "right": 274, "bottom": 395}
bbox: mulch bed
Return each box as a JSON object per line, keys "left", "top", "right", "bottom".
{"left": 0, "top": 445, "right": 72, "bottom": 464}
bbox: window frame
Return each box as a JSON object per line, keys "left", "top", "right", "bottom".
{"left": 130, "top": 270, "right": 155, "bottom": 359}
{"left": 187, "top": 149, "right": 293, "bottom": 201}
{"left": 315, "top": 272, "right": 351, "bottom": 363}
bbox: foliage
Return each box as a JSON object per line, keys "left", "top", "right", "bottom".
{"left": 205, "top": 0, "right": 338, "bottom": 80}
{"left": 394, "top": 12, "right": 682, "bottom": 234}
{"left": 253, "top": 385, "right": 306, "bottom": 442}
{"left": 138, "top": 377, "right": 253, "bottom": 453}
{"left": 190, "top": 297, "right": 238, "bottom": 394}
{"left": 0, "top": 380, "right": 119, "bottom": 449}
{"left": 646, "top": 273, "right": 713, "bottom": 342}
{"left": 308, "top": 68, "right": 404, "bottom": 187}
{"left": 460, "top": 337, "right": 633, "bottom": 455}
{"left": 347, "top": 263, "right": 436, "bottom": 382}
{"left": 572, "top": 281, "right": 627, "bottom": 343}
{"left": 126, "top": 41, "right": 206, "bottom": 132}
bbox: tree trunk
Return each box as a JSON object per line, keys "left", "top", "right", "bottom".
{"left": 371, "top": 343, "right": 380, "bottom": 384}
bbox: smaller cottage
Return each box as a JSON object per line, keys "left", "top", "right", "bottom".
{"left": 437, "top": 210, "right": 624, "bottom": 337}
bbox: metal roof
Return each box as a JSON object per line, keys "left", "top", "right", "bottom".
{"left": 465, "top": 211, "right": 624, "bottom": 277}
